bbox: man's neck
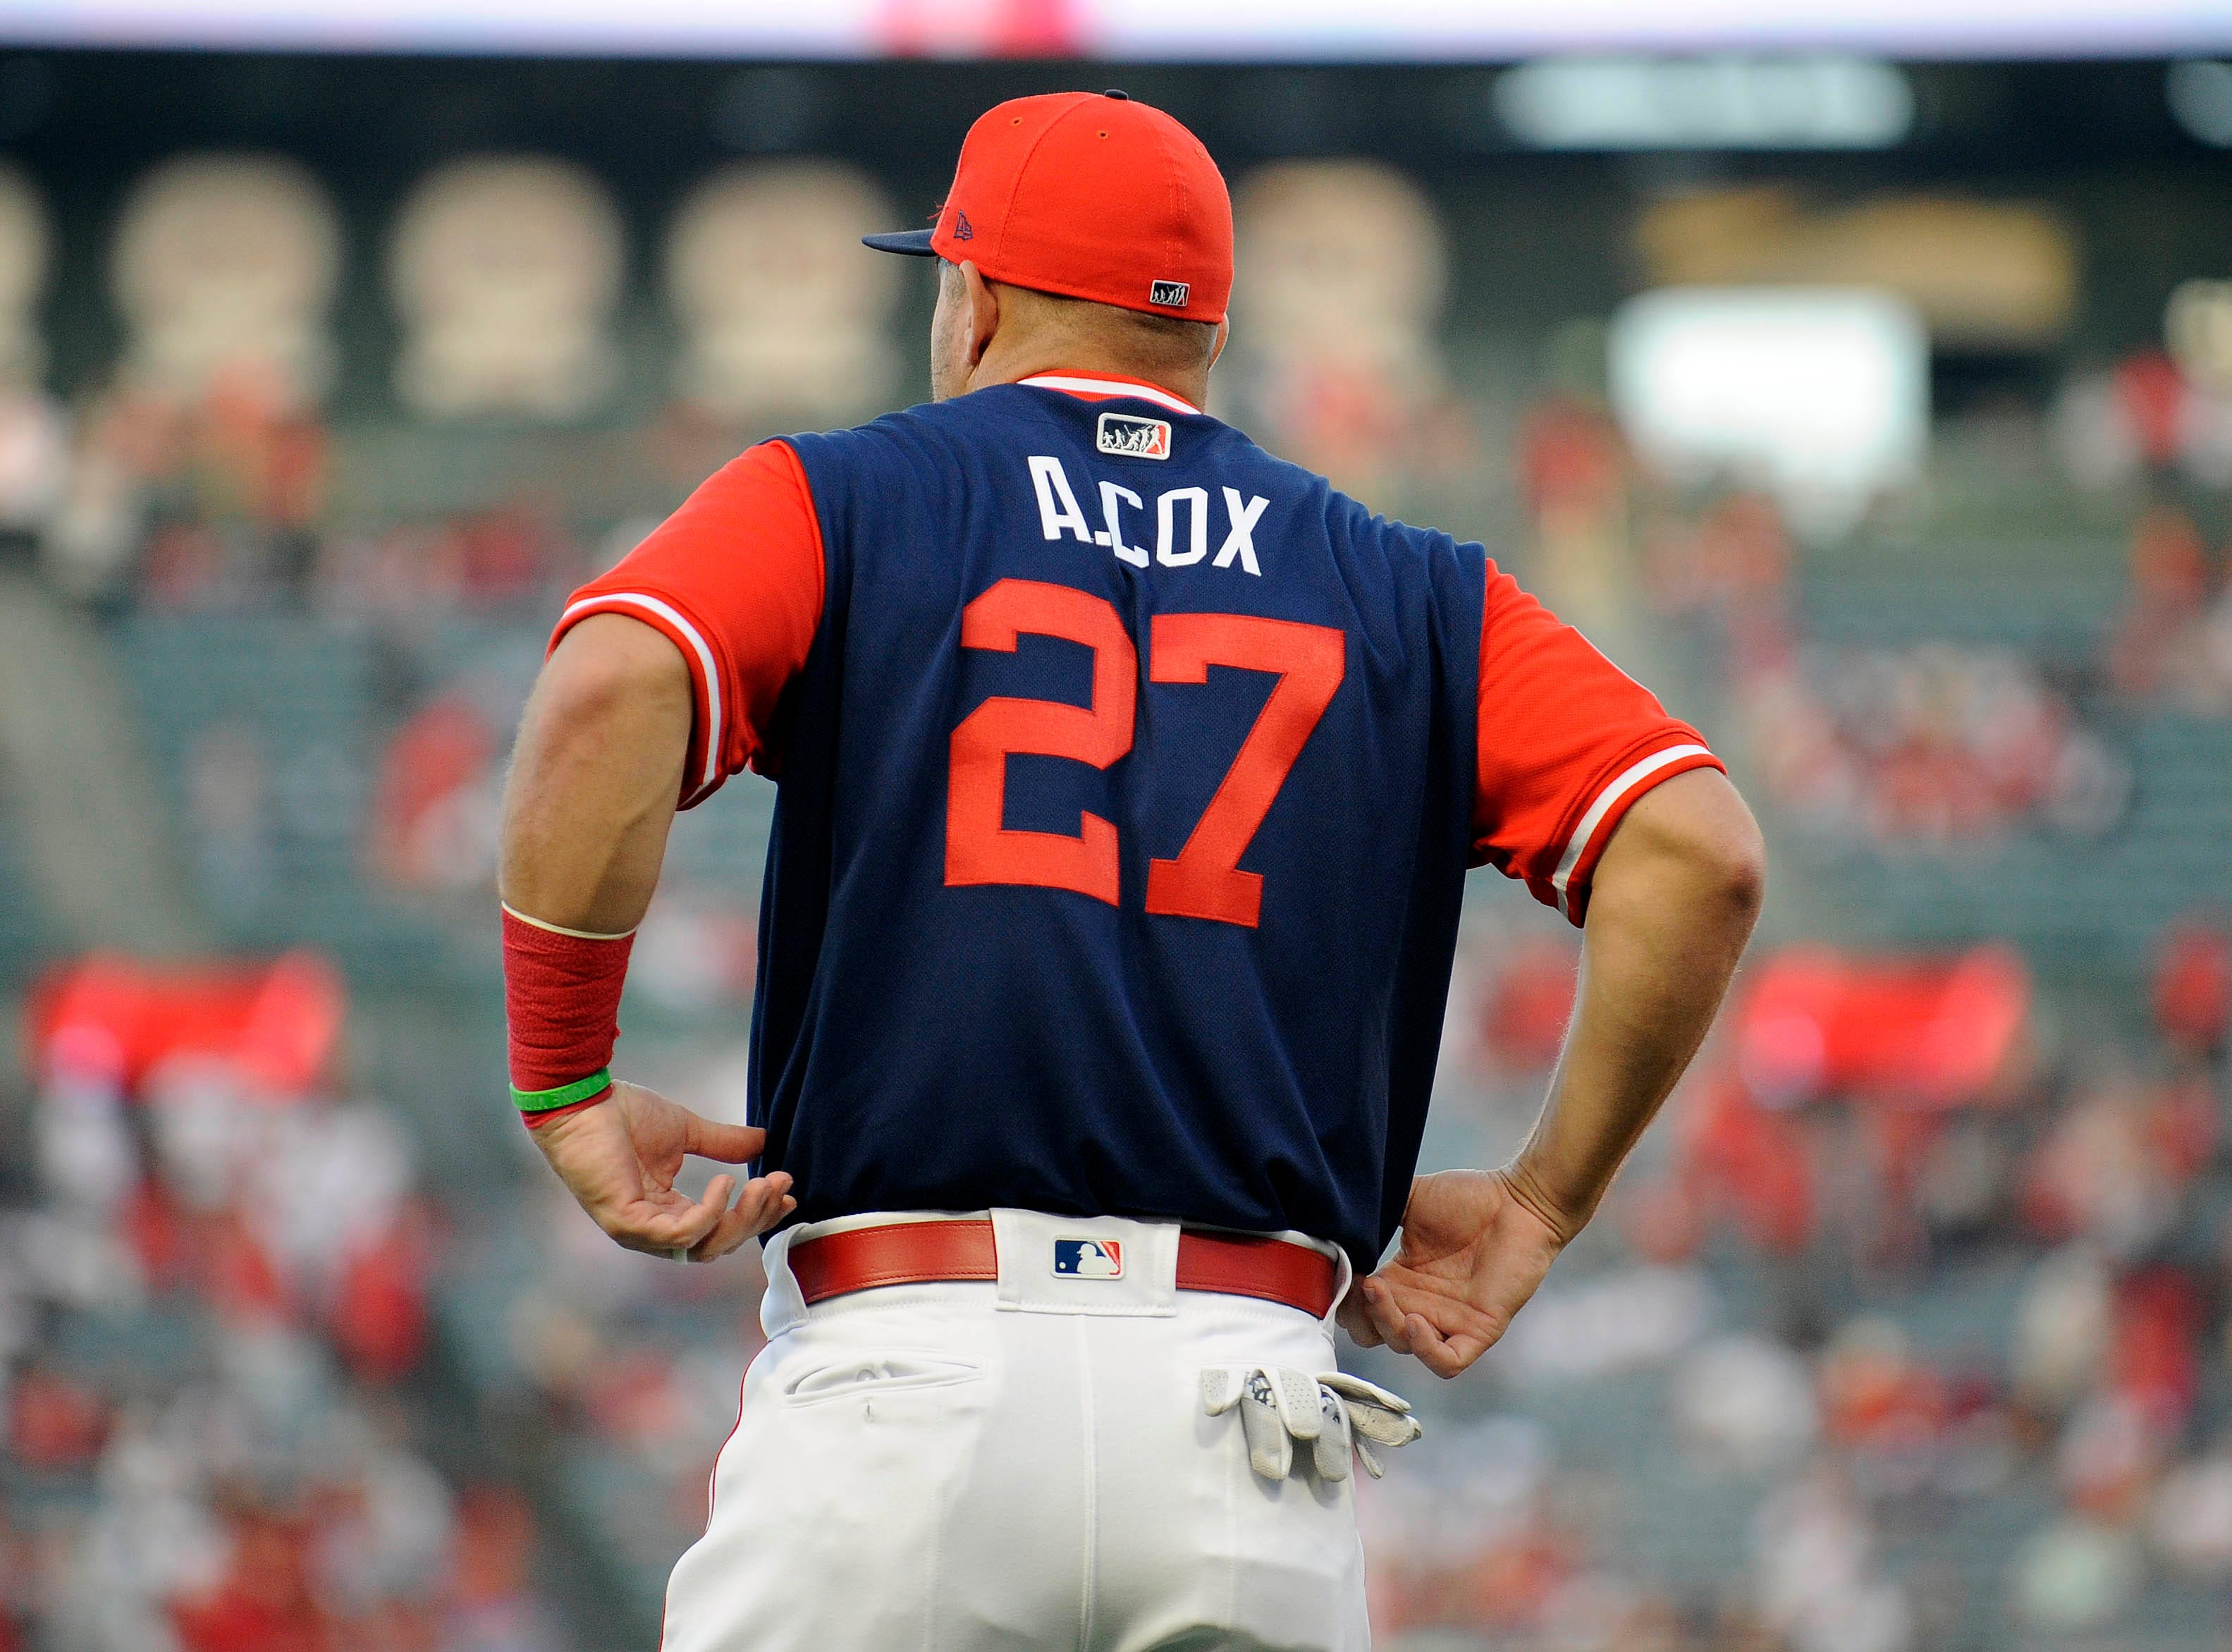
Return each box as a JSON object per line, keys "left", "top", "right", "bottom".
{"left": 967, "top": 342, "right": 1208, "bottom": 412}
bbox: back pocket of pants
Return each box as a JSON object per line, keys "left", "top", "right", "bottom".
{"left": 781, "top": 1352, "right": 984, "bottom": 1406}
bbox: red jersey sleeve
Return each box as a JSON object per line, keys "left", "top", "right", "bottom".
{"left": 551, "top": 440, "right": 825, "bottom": 807}
{"left": 1473, "top": 563, "right": 1723, "bottom": 924}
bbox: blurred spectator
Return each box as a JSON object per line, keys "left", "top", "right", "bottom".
{"left": 2011, "top": 1244, "right": 2113, "bottom": 1419}
{"left": 366, "top": 691, "right": 499, "bottom": 897}
{"left": 311, "top": 514, "right": 574, "bottom": 619}
{"left": 1817, "top": 1318, "right": 1944, "bottom": 1464}
{"left": 1741, "top": 642, "right": 2126, "bottom": 850}
{"left": 0, "top": 950, "right": 561, "bottom": 1652}
{"left": 1470, "top": 932, "right": 1578, "bottom": 1076}
{"left": 1644, "top": 491, "right": 1796, "bottom": 677}
{"left": 1227, "top": 161, "right": 1474, "bottom": 505}
{"left": 1521, "top": 388, "right": 1625, "bottom": 527}
{"left": 2150, "top": 1441, "right": 2232, "bottom": 1582}
{"left": 628, "top": 891, "right": 758, "bottom": 1019}
{"left": 1673, "top": 1333, "right": 1820, "bottom": 1471}
{"left": 1751, "top": 1462, "right": 1914, "bottom": 1652}
{"left": 2153, "top": 918, "right": 2232, "bottom": 1058}
{"left": 1496, "top": 1264, "right": 1712, "bottom": 1383}
{"left": 2054, "top": 354, "right": 2172, "bottom": 491}
{"left": 2020, "top": 1067, "right": 2207, "bottom": 1256}
{"left": 2008, "top": 1516, "right": 2141, "bottom": 1634}
{"left": 41, "top": 393, "right": 158, "bottom": 604}
{"left": 2106, "top": 505, "right": 2212, "bottom": 702}
{"left": 1519, "top": 383, "right": 1637, "bottom": 633}
{"left": 1673, "top": 1070, "right": 1816, "bottom": 1256}
{"left": 445, "top": 1488, "right": 568, "bottom": 1652}
{"left": 2055, "top": 346, "right": 2232, "bottom": 494}
{"left": 2111, "top": 353, "right": 2185, "bottom": 477}
{"left": 0, "top": 387, "right": 67, "bottom": 556}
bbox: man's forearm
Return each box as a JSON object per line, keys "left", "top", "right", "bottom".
{"left": 1506, "top": 770, "right": 1765, "bottom": 1238}
{"left": 499, "top": 613, "right": 692, "bottom": 934}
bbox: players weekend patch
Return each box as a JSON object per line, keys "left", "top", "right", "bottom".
{"left": 1096, "top": 410, "right": 1171, "bottom": 460}
{"left": 1053, "top": 1237, "right": 1124, "bottom": 1278}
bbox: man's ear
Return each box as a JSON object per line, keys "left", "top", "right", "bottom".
{"left": 1208, "top": 318, "right": 1230, "bottom": 373}
{"left": 960, "top": 260, "right": 1001, "bottom": 372}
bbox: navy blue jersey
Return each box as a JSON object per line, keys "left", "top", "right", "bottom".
{"left": 557, "top": 372, "right": 1719, "bottom": 1271}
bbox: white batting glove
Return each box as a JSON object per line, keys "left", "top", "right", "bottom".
{"left": 1317, "top": 1371, "right": 1424, "bottom": 1479}
{"left": 1202, "top": 1365, "right": 1422, "bottom": 1482}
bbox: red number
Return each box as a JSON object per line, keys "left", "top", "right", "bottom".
{"left": 1144, "top": 614, "right": 1346, "bottom": 927}
{"left": 946, "top": 578, "right": 1136, "bottom": 905}
{"left": 945, "top": 587, "right": 1345, "bottom": 926}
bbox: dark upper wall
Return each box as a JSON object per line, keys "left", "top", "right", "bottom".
{"left": 2, "top": 51, "right": 2230, "bottom": 410}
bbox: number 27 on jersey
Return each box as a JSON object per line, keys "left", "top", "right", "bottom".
{"left": 946, "top": 577, "right": 1344, "bottom": 930}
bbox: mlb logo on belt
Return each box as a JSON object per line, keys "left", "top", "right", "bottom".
{"left": 1096, "top": 411, "right": 1171, "bottom": 460}
{"left": 1053, "top": 1238, "right": 1124, "bottom": 1278}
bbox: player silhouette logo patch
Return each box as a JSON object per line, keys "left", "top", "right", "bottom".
{"left": 1053, "top": 1238, "right": 1124, "bottom": 1278}
{"left": 1096, "top": 410, "right": 1170, "bottom": 460}
{"left": 1149, "top": 279, "right": 1189, "bottom": 308}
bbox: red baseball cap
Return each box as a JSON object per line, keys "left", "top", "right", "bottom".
{"left": 864, "top": 90, "right": 1233, "bottom": 326}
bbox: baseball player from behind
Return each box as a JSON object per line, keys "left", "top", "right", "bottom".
{"left": 498, "top": 91, "right": 1763, "bottom": 1651}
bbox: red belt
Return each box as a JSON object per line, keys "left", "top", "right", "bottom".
{"left": 787, "top": 1219, "right": 1339, "bottom": 1318}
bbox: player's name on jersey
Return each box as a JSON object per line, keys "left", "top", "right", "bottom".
{"left": 1027, "top": 454, "right": 1269, "bottom": 577}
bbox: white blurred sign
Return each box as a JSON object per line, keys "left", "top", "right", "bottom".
{"left": 1608, "top": 288, "right": 1930, "bottom": 538}
{"left": 1494, "top": 56, "right": 1913, "bottom": 149}
{"left": 0, "top": 0, "right": 2226, "bottom": 56}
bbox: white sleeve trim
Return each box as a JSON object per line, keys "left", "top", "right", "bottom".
{"left": 559, "top": 593, "right": 725, "bottom": 802}
{"left": 1550, "top": 743, "right": 1713, "bottom": 917}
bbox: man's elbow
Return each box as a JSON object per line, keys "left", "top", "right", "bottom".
{"left": 1599, "top": 769, "right": 1767, "bottom": 931}
{"left": 1707, "top": 804, "right": 1767, "bottom": 928}
{"left": 1676, "top": 773, "right": 1767, "bottom": 928}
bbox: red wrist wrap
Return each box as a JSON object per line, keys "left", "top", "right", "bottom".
{"left": 503, "top": 907, "right": 634, "bottom": 1127}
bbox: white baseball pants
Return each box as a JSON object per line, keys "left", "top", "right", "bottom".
{"left": 659, "top": 1209, "right": 1370, "bottom": 1652}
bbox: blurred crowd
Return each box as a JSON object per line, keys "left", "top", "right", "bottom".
{"left": 467, "top": 1173, "right": 765, "bottom": 1601}
{"left": 2107, "top": 503, "right": 2232, "bottom": 715}
{"left": 1, "top": 957, "right": 570, "bottom": 1652}
{"left": 1733, "top": 633, "right": 2127, "bottom": 852}
{"left": 1334, "top": 914, "right": 2232, "bottom": 1650}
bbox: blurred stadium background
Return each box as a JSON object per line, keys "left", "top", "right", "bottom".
{"left": 5, "top": 11, "right": 2232, "bottom": 1651}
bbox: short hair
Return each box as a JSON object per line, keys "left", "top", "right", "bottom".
{"left": 943, "top": 262, "right": 1219, "bottom": 378}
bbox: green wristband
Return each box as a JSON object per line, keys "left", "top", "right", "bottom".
{"left": 513, "top": 1069, "right": 613, "bottom": 1115}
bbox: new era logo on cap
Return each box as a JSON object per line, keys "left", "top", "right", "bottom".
{"left": 1096, "top": 410, "right": 1170, "bottom": 460}
{"left": 953, "top": 211, "right": 974, "bottom": 241}
{"left": 1053, "top": 1238, "right": 1124, "bottom": 1278}
{"left": 1149, "top": 279, "right": 1190, "bottom": 308}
